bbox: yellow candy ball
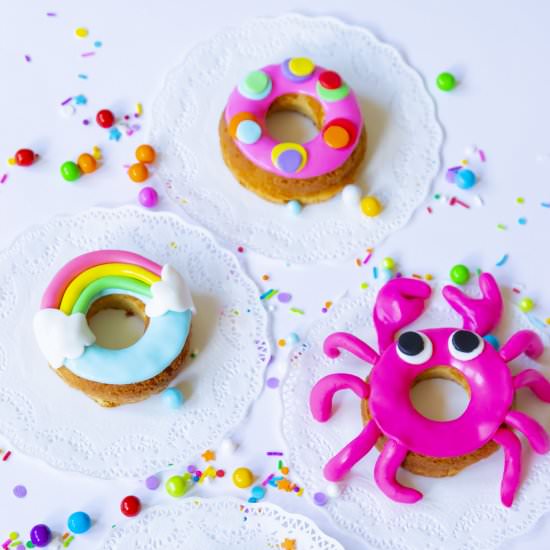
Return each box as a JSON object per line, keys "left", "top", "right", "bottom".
{"left": 232, "top": 467, "right": 254, "bottom": 489}
{"left": 75, "top": 27, "right": 89, "bottom": 38}
{"left": 360, "top": 196, "right": 382, "bottom": 217}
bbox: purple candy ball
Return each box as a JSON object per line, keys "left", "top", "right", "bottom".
{"left": 266, "top": 377, "right": 280, "bottom": 389}
{"left": 313, "top": 491, "right": 328, "bottom": 506}
{"left": 138, "top": 186, "right": 158, "bottom": 208}
{"left": 145, "top": 474, "right": 161, "bottom": 490}
{"left": 13, "top": 484, "right": 27, "bottom": 498}
{"left": 30, "top": 524, "right": 51, "bottom": 547}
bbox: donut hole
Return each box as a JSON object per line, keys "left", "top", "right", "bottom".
{"left": 409, "top": 366, "right": 471, "bottom": 422}
{"left": 266, "top": 93, "right": 323, "bottom": 144}
{"left": 86, "top": 294, "right": 149, "bottom": 350}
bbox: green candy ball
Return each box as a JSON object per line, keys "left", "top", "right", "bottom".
{"left": 450, "top": 264, "right": 470, "bottom": 285}
{"left": 60, "top": 161, "right": 81, "bottom": 182}
{"left": 519, "top": 297, "right": 535, "bottom": 313}
{"left": 382, "top": 257, "right": 395, "bottom": 270}
{"left": 165, "top": 475, "right": 186, "bottom": 497}
{"left": 436, "top": 72, "right": 456, "bottom": 92}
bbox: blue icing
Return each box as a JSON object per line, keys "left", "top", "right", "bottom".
{"left": 64, "top": 310, "right": 192, "bottom": 384}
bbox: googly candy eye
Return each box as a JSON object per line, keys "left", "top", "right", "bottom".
{"left": 448, "top": 330, "right": 484, "bottom": 361}
{"left": 396, "top": 331, "right": 433, "bottom": 365}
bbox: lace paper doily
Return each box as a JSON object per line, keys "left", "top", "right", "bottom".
{"left": 0, "top": 207, "right": 269, "bottom": 479}
{"left": 281, "top": 283, "right": 550, "bottom": 549}
{"left": 100, "top": 497, "right": 343, "bottom": 550}
{"left": 150, "top": 14, "right": 442, "bottom": 264}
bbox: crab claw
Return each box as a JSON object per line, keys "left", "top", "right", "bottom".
{"left": 442, "top": 272, "right": 502, "bottom": 336}
{"left": 373, "top": 278, "right": 432, "bottom": 351}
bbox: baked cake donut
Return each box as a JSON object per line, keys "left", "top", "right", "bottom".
{"left": 310, "top": 274, "right": 550, "bottom": 506}
{"left": 219, "top": 57, "right": 366, "bottom": 204}
{"left": 33, "top": 250, "right": 195, "bottom": 407}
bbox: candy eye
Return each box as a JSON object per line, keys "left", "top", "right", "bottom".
{"left": 396, "top": 331, "right": 433, "bottom": 365}
{"left": 448, "top": 330, "right": 484, "bottom": 361}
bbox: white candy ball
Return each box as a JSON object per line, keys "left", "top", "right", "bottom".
{"left": 326, "top": 482, "right": 341, "bottom": 497}
{"left": 341, "top": 184, "right": 362, "bottom": 206}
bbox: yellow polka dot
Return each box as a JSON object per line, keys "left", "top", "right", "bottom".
{"left": 75, "top": 27, "right": 89, "bottom": 38}
{"left": 289, "top": 57, "right": 315, "bottom": 77}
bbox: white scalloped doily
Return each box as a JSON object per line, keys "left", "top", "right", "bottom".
{"left": 150, "top": 14, "right": 442, "bottom": 264}
{"left": 0, "top": 207, "right": 270, "bottom": 479}
{"left": 100, "top": 497, "right": 343, "bottom": 550}
{"left": 282, "top": 282, "right": 550, "bottom": 549}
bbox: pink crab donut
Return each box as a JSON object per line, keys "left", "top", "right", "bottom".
{"left": 310, "top": 274, "right": 550, "bottom": 507}
{"left": 219, "top": 57, "right": 367, "bottom": 204}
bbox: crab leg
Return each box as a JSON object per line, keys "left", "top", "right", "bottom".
{"left": 374, "top": 440, "right": 423, "bottom": 503}
{"left": 513, "top": 369, "right": 550, "bottom": 402}
{"left": 505, "top": 410, "right": 550, "bottom": 454}
{"left": 310, "top": 374, "right": 369, "bottom": 422}
{"left": 323, "top": 332, "right": 379, "bottom": 364}
{"left": 324, "top": 421, "right": 381, "bottom": 481}
{"left": 493, "top": 428, "right": 522, "bottom": 507}
{"left": 500, "top": 330, "right": 544, "bottom": 362}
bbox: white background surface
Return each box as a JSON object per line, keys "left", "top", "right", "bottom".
{"left": 0, "top": 1, "right": 549, "bottom": 548}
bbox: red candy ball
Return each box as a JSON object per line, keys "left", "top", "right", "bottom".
{"left": 15, "top": 148, "right": 35, "bottom": 166}
{"left": 319, "top": 70, "right": 342, "bottom": 90}
{"left": 96, "top": 109, "right": 115, "bottom": 129}
{"left": 120, "top": 495, "right": 141, "bottom": 517}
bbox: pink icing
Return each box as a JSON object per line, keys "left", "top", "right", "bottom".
{"left": 224, "top": 63, "right": 363, "bottom": 179}
{"left": 41, "top": 250, "right": 162, "bottom": 309}
{"left": 310, "top": 274, "right": 550, "bottom": 506}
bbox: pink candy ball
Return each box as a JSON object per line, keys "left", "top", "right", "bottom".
{"left": 138, "top": 186, "right": 158, "bottom": 208}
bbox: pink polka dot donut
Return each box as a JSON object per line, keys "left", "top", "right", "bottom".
{"left": 219, "top": 57, "right": 366, "bottom": 204}
{"left": 310, "top": 274, "right": 550, "bottom": 507}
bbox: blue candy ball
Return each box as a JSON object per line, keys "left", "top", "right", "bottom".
{"left": 379, "top": 268, "right": 393, "bottom": 283}
{"left": 455, "top": 168, "right": 477, "bottom": 189}
{"left": 484, "top": 334, "right": 500, "bottom": 350}
{"left": 286, "top": 200, "right": 302, "bottom": 215}
{"left": 162, "top": 387, "right": 185, "bottom": 409}
{"left": 68, "top": 511, "right": 91, "bottom": 534}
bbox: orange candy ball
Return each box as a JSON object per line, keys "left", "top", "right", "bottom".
{"left": 77, "top": 153, "right": 97, "bottom": 174}
{"left": 135, "top": 144, "right": 156, "bottom": 164}
{"left": 128, "top": 162, "right": 149, "bottom": 183}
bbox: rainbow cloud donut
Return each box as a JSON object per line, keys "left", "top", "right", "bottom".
{"left": 219, "top": 57, "right": 366, "bottom": 204}
{"left": 33, "top": 250, "right": 195, "bottom": 407}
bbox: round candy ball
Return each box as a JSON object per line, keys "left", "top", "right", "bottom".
{"left": 519, "top": 297, "right": 535, "bottom": 313}
{"left": 120, "top": 495, "right": 141, "bottom": 517}
{"left": 128, "top": 162, "right": 149, "bottom": 183}
{"left": 15, "top": 148, "right": 35, "bottom": 167}
{"left": 67, "top": 511, "right": 92, "bottom": 534}
{"left": 436, "top": 72, "right": 456, "bottom": 92}
{"left": 60, "top": 161, "right": 81, "bottom": 182}
{"left": 251, "top": 485, "right": 266, "bottom": 500}
{"left": 162, "top": 387, "right": 184, "bottom": 409}
{"left": 286, "top": 200, "right": 302, "bottom": 215}
{"left": 379, "top": 268, "right": 393, "bottom": 283}
{"left": 484, "top": 334, "right": 500, "bottom": 350}
{"left": 77, "top": 153, "right": 97, "bottom": 174}
{"left": 341, "top": 184, "right": 361, "bottom": 206}
{"left": 138, "top": 186, "right": 158, "bottom": 208}
{"left": 450, "top": 264, "right": 470, "bottom": 285}
{"left": 360, "top": 196, "right": 382, "bottom": 217}
{"left": 165, "top": 475, "right": 187, "bottom": 497}
{"left": 382, "top": 257, "right": 395, "bottom": 270}
{"left": 30, "top": 524, "right": 51, "bottom": 547}
{"left": 135, "top": 144, "right": 156, "bottom": 164}
{"left": 232, "top": 467, "right": 254, "bottom": 489}
{"left": 96, "top": 109, "right": 115, "bottom": 128}
{"left": 455, "top": 168, "right": 477, "bottom": 190}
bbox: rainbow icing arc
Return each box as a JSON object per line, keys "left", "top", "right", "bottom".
{"left": 34, "top": 250, "right": 195, "bottom": 386}
{"left": 41, "top": 250, "right": 162, "bottom": 309}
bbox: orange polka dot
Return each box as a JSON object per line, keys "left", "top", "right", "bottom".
{"left": 323, "top": 125, "right": 350, "bottom": 149}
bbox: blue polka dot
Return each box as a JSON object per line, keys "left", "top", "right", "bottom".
{"left": 236, "top": 120, "right": 262, "bottom": 144}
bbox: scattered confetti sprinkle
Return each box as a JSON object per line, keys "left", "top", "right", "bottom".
{"left": 12, "top": 485, "right": 27, "bottom": 498}
{"left": 108, "top": 128, "right": 122, "bottom": 141}
{"left": 145, "top": 475, "right": 160, "bottom": 490}
{"left": 267, "top": 451, "right": 283, "bottom": 456}
{"left": 289, "top": 307, "right": 304, "bottom": 315}
{"left": 81, "top": 51, "right": 95, "bottom": 57}
{"left": 94, "top": 40, "right": 103, "bottom": 48}
{"left": 24, "top": 55, "right": 31, "bottom": 63}
{"left": 60, "top": 96, "right": 73, "bottom": 106}
{"left": 260, "top": 289, "right": 278, "bottom": 301}
{"left": 277, "top": 292, "right": 292, "bottom": 303}
{"left": 74, "top": 94, "right": 87, "bottom": 105}
{"left": 0, "top": 174, "right": 8, "bottom": 184}
{"left": 518, "top": 217, "right": 527, "bottom": 225}
{"left": 541, "top": 203, "right": 550, "bottom": 208}
{"left": 497, "top": 224, "right": 507, "bottom": 231}
{"left": 277, "top": 338, "right": 286, "bottom": 347}
{"left": 201, "top": 449, "right": 216, "bottom": 462}
{"left": 75, "top": 27, "right": 88, "bottom": 38}
{"left": 237, "top": 246, "right": 244, "bottom": 253}
{"left": 496, "top": 254, "right": 509, "bottom": 267}
{"left": 77, "top": 73, "right": 88, "bottom": 79}
{"left": 266, "top": 377, "right": 280, "bottom": 389}
{"left": 281, "top": 539, "right": 296, "bottom": 550}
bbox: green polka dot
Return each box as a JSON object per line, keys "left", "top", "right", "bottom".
{"left": 243, "top": 70, "right": 269, "bottom": 95}
{"left": 316, "top": 81, "right": 350, "bottom": 102}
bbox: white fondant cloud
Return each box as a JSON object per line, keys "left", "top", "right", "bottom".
{"left": 33, "top": 309, "right": 96, "bottom": 368}
{"left": 145, "top": 265, "right": 196, "bottom": 318}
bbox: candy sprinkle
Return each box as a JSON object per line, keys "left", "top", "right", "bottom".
{"left": 496, "top": 254, "right": 509, "bottom": 267}
{"left": 0, "top": 174, "right": 8, "bottom": 184}
{"left": 81, "top": 51, "right": 95, "bottom": 57}
{"left": 24, "top": 55, "right": 31, "bottom": 63}
{"left": 541, "top": 202, "right": 550, "bottom": 208}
